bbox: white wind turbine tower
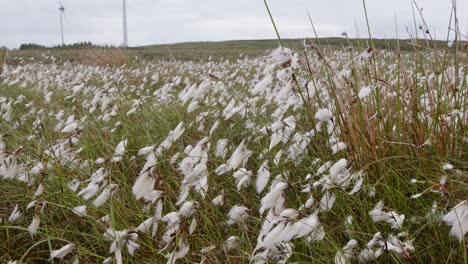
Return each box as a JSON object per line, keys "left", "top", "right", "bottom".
{"left": 122, "top": 0, "right": 128, "bottom": 47}
{"left": 58, "top": 3, "right": 65, "bottom": 46}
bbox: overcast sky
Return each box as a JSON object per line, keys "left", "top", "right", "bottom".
{"left": 1, "top": 0, "right": 467, "bottom": 48}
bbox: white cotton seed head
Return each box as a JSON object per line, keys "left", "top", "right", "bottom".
{"left": 138, "top": 145, "right": 155, "bottom": 156}
{"left": 233, "top": 169, "right": 252, "bottom": 191}
{"left": 320, "top": 191, "right": 336, "bottom": 211}
{"left": 166, "top": 239, "right": 190, "bottom": 264}
{"left": 102, "top": 257, "right": 113, "bottom": 264}
{"left": 442, "top": 200, "right": 468, "bottom": 242}
{"left": 269, "top": 131, "right": 283, "bottom": 151}
{"left": 369, "top": 201, "right": 387, "bottom": 222}
{"left": 329, "top": 159, "right": 348, "bottom": 178}
{"left": 331, "top": 142, "right": 347, "bottom": 154}
{"left": 187, "top": 101, "right": 199, "bottom": 112}
{"left": 29, "top": 162, "right": 44, "bottom": 176}
{"left": 215, "top": 139, "right": 229, "bottom": 159}
{"left": 28, "top": 215, "right": 40, "bottom": 236}
{"left": 358, "top": 86, "right": 373, "bottom": 99}
{"left": 189, "top": 218, "right": 197, "bottom": 234}
{"left": 256, "top": 161, "right": 271, "bottom": 193}
{"left": 114, "top": 140, "right": 127, "bottom": 157}
{"left": 179, "top": 201, "right": 196, "bottom": 217}
{"left": 269, "top": 47, "right": 293, "bottom": 66}
{"left": 224, "top": 236, "right": 240, "bottom": 250}
{"left": 317, "top": 161, "right": 332, "bottom": 175}
{"left": 34, "top": 183, "right": 44, "bottom": 196}
{"left": 95, "top": 157, "right": 106, "bottom": 164}
{"left": 132, "top": 173, "right": 156, "bottom": 200}
{"left": 260, "top": 182, "right": 288, "bottom": 214}
{"left": 252, "top": 74, "right": 273, "bottom": 95}
{"left": 100, "top": 215, "right": 111, "bottom": 227}
{"left": 8, "top": 204, "right": 22, "bottom": 223}
{"left": 227, "top": 205, "right": 250, "bottom": 225}
{"left": 110, "top": 156, "right": 123, "bottom": 163}
{"left": 387, "top": 211, "right": 405, "bottom": 230}
{"left": 411, "top": 193, "right": 423, "bottom": 199}
{"left": 212, "top": 191, "right": 225, "bottom": 206}
{"left": 442, "top": 163, "right": 453, "bottom": 170}
{"left": 72, "top": 205, "right": 87, "bottom": 217}
{"left": 315, "top": 108, "right": 333, "bottom": 122}
{"left": 49, "top": 243, "right": 75, "bottom": 260}
{"left": 349, "top": 176, "right": 364, "bottom": 195}
{"left": 78, "top": 182, "right": 100, "bottom": 200}
{"left": 136, "top": 217, "right": 155, "bottom": 234}
{"left": 93, "top": 184, "right": 119, "bottom": 208}
{"left": 215, "top": 164, "right": 231, "bottom": 175}
{"left": 228, "top": 140, "right": 248, "bottom": 170}
{"left": 61, "top": 123, "right": 78, "bottom": 133}
{"left": 26, "top": 200, "right": 36, "bottom": 210}
{"left": 68, "top": 179, "right": 80, "bottom": 192}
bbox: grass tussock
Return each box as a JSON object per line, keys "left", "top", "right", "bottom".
{"left": 78, "top": 47, "right": 128, "bottom": 66}
{"left": 0, "top": 48, "right": 7, "bottom": 75}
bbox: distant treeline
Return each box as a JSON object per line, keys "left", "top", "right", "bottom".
{"left": 19, "top": 42, "right": 118, "bottom": 50}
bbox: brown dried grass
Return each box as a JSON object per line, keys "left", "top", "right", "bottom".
{"left": 0, "top": 49, "right": 7, "bottom": 75}
{"left": 78, "top": 47, "right": 128, "bottom": 66}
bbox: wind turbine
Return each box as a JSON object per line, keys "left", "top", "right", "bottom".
{"left": 58, "top": 3, "right": 65, "bottom": 46}
{"left": 122, "top": 0, "right": 128, "bottom": 47}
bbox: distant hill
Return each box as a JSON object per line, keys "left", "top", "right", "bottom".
{"left": 131, "top": 38, "right": 450, "bottom": 60}
{"left": 8, "top": 38, "right": 454, "bottom": 63}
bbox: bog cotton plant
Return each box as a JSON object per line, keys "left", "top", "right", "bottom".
{"left": 0, "top": 19, "right": 466, "bottom": 262}
{"left": 8, "top": 204, "right": 23, "bottom": 223}
{"left": 369, "top": 200, "right": 405, "bottom": 230}
{"left": 49, "top": 243, "right": 75, "bottom": 260}
{"left": 104, "top": 228, "right": 139, "bottom": 264}
{"left": 442, "top": 200, "right": 468, "bottom": 242}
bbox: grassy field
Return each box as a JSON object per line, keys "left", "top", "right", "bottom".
{"left": 0, "top": 34, "right": 467, "bottom": 264}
